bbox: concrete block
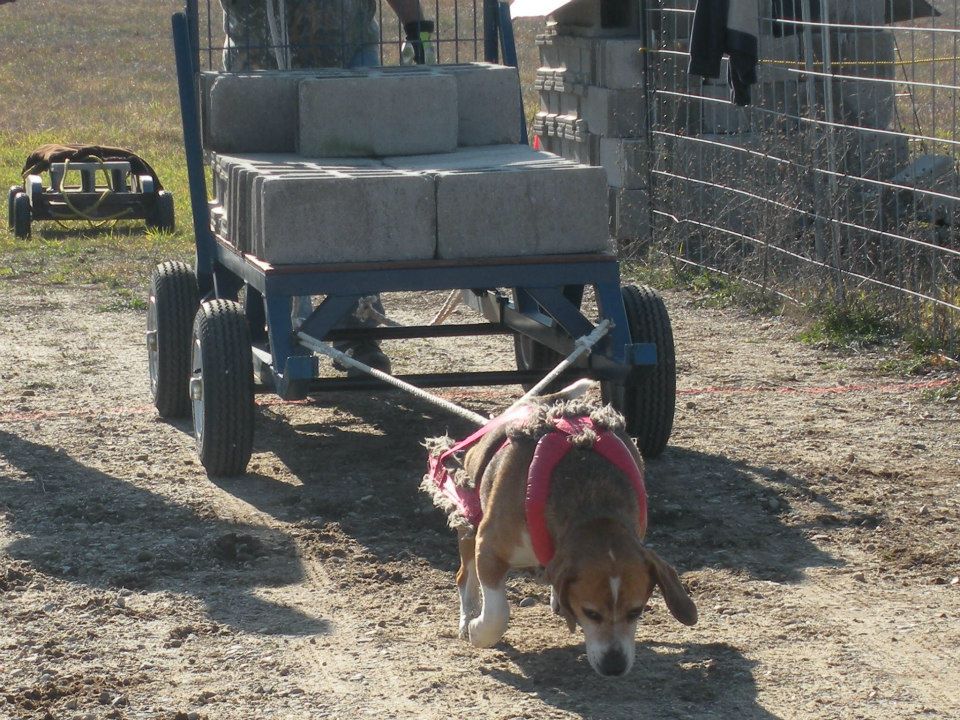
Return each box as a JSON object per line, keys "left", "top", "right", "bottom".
{"left": 212, "top": 153, "right": 385, "bottom": 254}
{"left": 599, "top": 137, "right": 648, "bottom": 188}
{"left": 552, "top": 0, "right": 641, "bottom": 38}
{"left": 891, "top": 154, "right": 960, "bottom": 225}
{"left": 535, "top": 67, "right": 557, "bottom": 91}
{"left": 540, "top": 134, "right": 561, "bottom": 155}
{"left": 203, "top": 72, "right": 304, "bottom": 153}
{"left": 582, "top": 86, "right": 645, "bottom": 137}
{"left": 257, "top": 170, "right": 437, "bottom": 264}
{"left": 839, "top": 129, "right": 909, "bottom": 180}
{"left": 434, "top": 165, "right": 612, "bottom": 258}
{"left": 383, "top": 145, "right": 575, "bottom": 173}
{"left": 699, "top": 82, "right": 749, "bottom": 134}
{"left": 552, "top": 68, "right": 588, "bottom": 95}
{"left": 609, "top": 187, "right": 650, "bottom": 241}
{"left": 651, "top": 1, "right": 695, "bottom": 41}
{"left": 568, "top": 133, "right": 600, "bottom": 165}
{"left": 756, "top": 34, "right": 803, "bottom": 84}
{"left": 556, "top": 35, "right": 596, "bottom": 84}
{"left": 826, "top": 0, "right": 887, "bottom": 27}
{"left": 540, "top": 90, "right": 562, "bottom": 115}
{"left": 533, "top": 111, "right": 552, "bottom": 137}
{"left": 557, "top": 114, "right": 588, "bottom": 142}
{"left": 594, "top": 38, "right": 645, "bottom": 89}
{"left": 560, "top": 91, "right": 581, "bottom": 116}
{"left": 440, "top": 63, "right": 522, "bottom": 146}
{"left": 298, "top": 72, "right": 458, "bottom": 157}
{"left": 538, "top": 34, "right": 595, "bottom": 80}
{"left": 837, "top": 30, "right": 895, "bottom": 128}
{"left": 537, "top": 34, "right": 561, "bottom": 69}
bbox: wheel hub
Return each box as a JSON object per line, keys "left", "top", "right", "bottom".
{"left": 189, "top": 377, "right": 203, "bottom": 401}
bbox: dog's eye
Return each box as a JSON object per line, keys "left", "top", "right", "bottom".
{"left": 582, "top": 608, "right": 603, "bottom": 623}
{"left": 625, "top": 608, "right": 644, "bottom": 622}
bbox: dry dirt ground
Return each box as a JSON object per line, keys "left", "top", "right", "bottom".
{"left": 1, "top": 279, "right": 959, "bottom": 720}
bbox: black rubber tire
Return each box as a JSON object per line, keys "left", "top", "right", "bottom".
{"left": 148, "top": 261, "right": 199, "bottom": 418}
{"left": 12, "top": 193, "right": 31, "bottom": 238}
{"left": 513, "top": 334, "right": 569, "bottom": 393}
{"left": 602, "top": 285, "right": 676, "bottom": 458}
{"left": 147, "top": 191, "right": 175, "bottom": 232}
{"left": 191, "top": 300, "right": 255, "bottom": 477}
{"left": 8, "top": 186, "right": 22, "bottom": 230}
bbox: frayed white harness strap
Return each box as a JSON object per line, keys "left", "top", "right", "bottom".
{"left": 266, "top": 0, "right": 292, "bottom": 70}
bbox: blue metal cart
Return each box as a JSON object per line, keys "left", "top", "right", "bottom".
{"left": 151, "top": 0, "right": 676, "bottom": 476}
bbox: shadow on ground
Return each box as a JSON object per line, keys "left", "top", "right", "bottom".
{"left": 0, "top": 429, "right": 329, "bottom": 636}
{"left": 214, "top": 390, "right": 840, "bottom": 584}
{"left": 491, "top": 640, "right": 781, "bottom": 720}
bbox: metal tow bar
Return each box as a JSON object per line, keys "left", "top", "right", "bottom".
{"left": 297, "top": 319, "right": 612, "bottom": 428}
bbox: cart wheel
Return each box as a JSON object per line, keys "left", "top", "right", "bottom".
{"left": 148, "top": 261, "right": 199, "bottom": 418}
{"left": 513, "top": 334, "right": 569, "bottom": 393}
{"left": 190, "top": 300, "right": 255, "bottom": 477}
{"left": 602, "top": 285, "right": 676, "bottom": 458}
{"left": 12, "top": 193, "right": 31, "bottom": 239}
{"left": 8, "top": 186, "right": 23, "bottom": 230}
{"left": 147, "top": 191, "right": 175, "bottom": 233}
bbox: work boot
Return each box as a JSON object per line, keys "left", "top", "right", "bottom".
{"left": 334, "top": 340, "right": 392, "bottom": 378}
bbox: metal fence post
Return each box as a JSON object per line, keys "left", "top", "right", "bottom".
{"left": 483, "top": 0, "right": 499, "bottom": 64}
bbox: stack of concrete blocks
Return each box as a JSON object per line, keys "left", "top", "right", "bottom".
{"left": 532, "top": 0, "right": 652, "bottom": 244}
{"left": 201, "top": 63, "right": 611, "bottom": 265}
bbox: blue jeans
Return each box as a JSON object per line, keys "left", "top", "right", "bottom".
{"left": 349, "top": 42, "right": 380, "bottom": 69}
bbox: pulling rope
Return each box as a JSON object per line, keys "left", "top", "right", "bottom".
{"left": 503, "top": 320, "right": 611, "bottom": 415}
{"left": 429, "top": 290, "right": 463, "bottom": 325}
{"left": 298, "top": 330, "right": 490, "bottom": 425}
{"left": 24, "top": 156, "right": 133, "bottom": 227}
{"left": 56, "top": 157, "right": 133, "bottom": 224}
{"left": 297, "top": 321, "right": 613, "bottom": 427}
{"left": 355, "top": 291, "right": 463, "bottom": 328}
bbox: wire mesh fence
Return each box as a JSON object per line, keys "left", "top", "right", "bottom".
{"left": 641, "top": 0, "right": 960, "bottom": 352}
{"left": 194, "top": 0, "right": 489, "bottom": 71}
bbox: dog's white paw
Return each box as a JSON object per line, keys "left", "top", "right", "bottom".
{"left": 468, "top": 616, "right": 505, "bottom": 648}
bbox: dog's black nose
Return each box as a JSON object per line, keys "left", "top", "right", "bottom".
{"left": 599, "top": 650, "right": 628, "bottom": 676}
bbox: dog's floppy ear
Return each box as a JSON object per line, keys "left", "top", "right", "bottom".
{"left": 643, "top": 548, "right": 698, "bottom": 626}
{"left": 546, "top": 553, "right": 578, "bottom": 633}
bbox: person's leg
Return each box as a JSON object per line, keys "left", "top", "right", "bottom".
{"left": 348, "top": 19, "right": 382, "bottom": 69}
{"left": 220, "top": 0, "right": 275, "bottom": 71}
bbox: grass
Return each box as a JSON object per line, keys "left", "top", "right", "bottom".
{"left": 1, "top": 0, "right": 958, "bottom": 396}
{"left": 623, "top": 258, "right": 785, "bottom": 314}
{"left": 798, "top": 295, "right": 898, "bottom": 349}
{"left": 0, "top": 1, "right": 213, "bottom": 296}
{"left": 0, "top": 0, "right": 544, "bottom": 299}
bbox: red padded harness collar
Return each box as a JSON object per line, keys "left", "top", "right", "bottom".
{"left": 428, "top": 411, "right": 648, "bottom": 566}
{"left": 525, "top": 416, "right": 647, "bottom": 565}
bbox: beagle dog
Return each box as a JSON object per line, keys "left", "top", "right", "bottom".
{"left": 423, "top": 381, "right": 697, "bottom": 677}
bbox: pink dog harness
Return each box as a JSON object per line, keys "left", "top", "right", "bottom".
{"left": 427, "top": 411, "right": 648, "bottom": 566}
